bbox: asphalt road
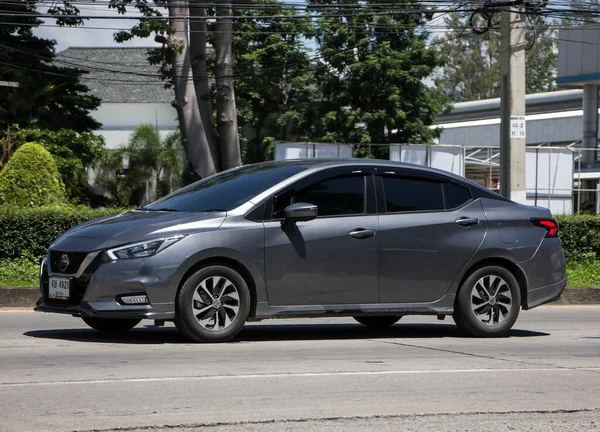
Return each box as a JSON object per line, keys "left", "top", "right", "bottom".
{"left": 0, "top": 307, "right": 598, "bottom": 432}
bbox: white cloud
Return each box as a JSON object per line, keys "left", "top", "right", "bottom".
{"left": 34, "top": 4, "right": 160, "bottom": 51}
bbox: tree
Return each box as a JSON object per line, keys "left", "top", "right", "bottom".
{"left": 99, "top": 125, "right": 182, "bottom": 206}
{"left": 166, "top": 0, "right": 217, "bottom": 179}
{"left": 0, "top": 0, "right": 101, "bottom": 133}
{"left": 303, "top": 0, "right": 449, "bottom": 145}
{"left": 0, "top": 142, "right": 66, "bottom": 207}
{"left": 434, "top": 12, "right": 558, "bottom": 102}
{"left": 84, "top": 0, "right": 239, "bottom": 177}
{"left": 225, "top": 1, "right": 316, "bottom": 163}
{"left": 215, "top": 0, "right": 242, "bottom": 170}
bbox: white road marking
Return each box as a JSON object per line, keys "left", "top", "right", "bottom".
{"left": 2, "top": 367, "right": 599, "bottom": 388}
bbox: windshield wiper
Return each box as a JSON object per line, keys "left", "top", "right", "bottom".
{"left": 196, "top": 209, "right": 227, "bottom": 212}
{"left": 141, "top": 208, "right": 181, "bottom": 212}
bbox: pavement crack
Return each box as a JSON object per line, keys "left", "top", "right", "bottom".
{"left": 66, "top": 408, "right": 600, "bottom": 432}
{"left": 368, "top": 339, "right": 586, "bottom": 372}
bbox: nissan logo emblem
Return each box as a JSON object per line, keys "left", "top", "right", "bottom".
{"left": 59, "top": 254, "right": 70, "bottom": 272}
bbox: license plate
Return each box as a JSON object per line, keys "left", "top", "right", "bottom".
{"left": 49, "top": 277, "right": 71, "bottom": 300}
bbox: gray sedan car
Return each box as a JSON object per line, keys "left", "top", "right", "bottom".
{"left": 36, "top": 159, "right": 567, "bottom": 342}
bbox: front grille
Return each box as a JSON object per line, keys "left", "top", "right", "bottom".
{"left": 43, "top": 253, "right": 106, "bottom": 307}
{"left": 49, "top": 251, "right": 88, "bottom": 275}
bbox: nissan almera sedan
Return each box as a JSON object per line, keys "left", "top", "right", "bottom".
{"left": 35, "top": 159, "right": 567, "bottom": 342}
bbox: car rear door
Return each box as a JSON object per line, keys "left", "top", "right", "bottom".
{"left": 263, "top": 166, "right": 380, "bottom": 306}
{"left": 376, "top": 168, "right": 488, "bottom": 304}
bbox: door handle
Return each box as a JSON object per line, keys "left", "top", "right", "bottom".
{"left": 349, "top": 228, "right": 376, "bottom": 239}
{"left": 455, "top": 217, "right": 479, "bottom": 227}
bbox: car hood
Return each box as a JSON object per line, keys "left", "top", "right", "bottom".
{"left": 50, "top": 210, "right": 227, "bottom": 252}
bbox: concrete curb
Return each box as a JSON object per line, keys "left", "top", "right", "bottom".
{"left": 0, "top": 287, "right": 39, "bottom": 308}
{"left": 551, "top": 287, "right": 600, "bottom": 305}
{"left": 1, "top": 286, "right": 599, "bottom": 308}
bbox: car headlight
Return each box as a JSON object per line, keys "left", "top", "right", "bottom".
{"left": 106, "top": 235, "right": 186, "bottom": 260}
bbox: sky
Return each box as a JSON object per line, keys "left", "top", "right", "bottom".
{"left": 35, "top": 5, "right": 155, "bottom": 51}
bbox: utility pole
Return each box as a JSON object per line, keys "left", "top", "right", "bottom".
{"left": 499, "top": 2, "right": 526, "bottom": 202}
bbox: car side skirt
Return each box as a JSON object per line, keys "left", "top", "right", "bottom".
{"left": 252, "top": 294, "right": 456, "bottom": 320}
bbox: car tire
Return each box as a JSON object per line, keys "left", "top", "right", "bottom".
{"left": 82, "top": 317, "right": 141, "bottom": 332}
{"left": 175, "top": 265, "right": 251, "bottom": 343}
{"left": 353, "top": 315, "right": 402, "bottom": 327}
{"left": 453, "top": 265, "right": 521, "bottom": 338}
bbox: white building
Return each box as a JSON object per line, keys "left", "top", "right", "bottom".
{"left": 56, "top": 47, "right": 178, "bottom": 149}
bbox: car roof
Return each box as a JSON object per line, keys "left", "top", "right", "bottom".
{"left": 249, "top": 159, "right": 507, "bottom": 201}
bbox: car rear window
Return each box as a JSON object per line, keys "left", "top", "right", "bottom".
{"left": 382, "top": 176, "right": 444, "bottom": 212}
{"left": 443, "top": 182, "right": 472, "bottom": 209}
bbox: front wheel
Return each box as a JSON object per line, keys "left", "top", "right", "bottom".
{"left": 353, "top": 315, "right": 402, "bottom": 328}
{"left": 453, "top": 265, "right": 521, "bottom": 337}
{"left": 82, "top": 317, "right": 141, "bottom": 332}
{"left": 175, "top": 265, "right": 251, "bottom": 343}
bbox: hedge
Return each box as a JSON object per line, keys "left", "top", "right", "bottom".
{"left": 0, "top": 207, "right": 598, "bottom": 262}
{"left": 556, "top": 215, "right": 600, "bottom": 262}
{"left": 0, "top": 206, "right": 129, "bottom": 260}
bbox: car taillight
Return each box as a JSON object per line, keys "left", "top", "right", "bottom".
{"left": 531, "top": 218, "right": 559, "bottom": 237}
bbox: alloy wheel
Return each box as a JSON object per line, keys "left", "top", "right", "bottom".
{"left": 471, "top": 275, "right": 513, "bottom": 326}
{"left": 192, "top": 276, "right": 240, "bottom": 331}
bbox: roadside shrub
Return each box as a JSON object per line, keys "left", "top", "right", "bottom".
{"left": 556, "top": 215, "right": 600, "bottom": 261}
{"left": 0, "top": 142, "right": 66, "bottom": 207}
{"left": 0, "top": 253, "right": 39, "bottom": 287}
{"left": 0, "top": 206, "right": 129, "bottom": 260}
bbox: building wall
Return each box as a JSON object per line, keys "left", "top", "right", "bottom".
{"left": 92, "top": 103, "right": 179, "bottom": 149}
{"left": 437, "top": 110, "right": 589, "bottom": 147}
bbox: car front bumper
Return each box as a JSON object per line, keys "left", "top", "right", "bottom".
{"left": 37, "top": 248, "right": 183, "bottom": 320}
{"left": 34, "top": 298, "right": 175, "bottom": 320}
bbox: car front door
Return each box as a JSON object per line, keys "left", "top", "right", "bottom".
{"left": 376, "top": 169, "right": 488, "bottom": 304}
{"left": 264, "top": 167, "right": 380, "bottom": 306}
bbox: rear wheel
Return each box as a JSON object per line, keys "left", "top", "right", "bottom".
{"left": 353, "top": 315, "right": 402, "bottom": 328}
{"left": 82, "top": 317, "right": 141, "bottom": 332}
{"left": 453, "top": 265, "right": 521, "bottom": 337}
{"left": 175, "top": 265, "right": 250, "bottom": 343}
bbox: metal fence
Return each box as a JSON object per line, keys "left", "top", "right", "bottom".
{"left": 274, "top": 141, "right": 600, "bottom": 214}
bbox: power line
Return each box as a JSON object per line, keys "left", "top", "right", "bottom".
{"left": 0, "top": 32, "right": 467, "bottom": 86}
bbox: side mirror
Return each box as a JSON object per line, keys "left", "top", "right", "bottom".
{"left": 283, "top": 202, "right": 318, "bottom": 222}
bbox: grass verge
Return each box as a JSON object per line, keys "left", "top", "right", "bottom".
{"left": 0, "top": 257, "right": 39, "bottom": 287}
{"left": 566, "top": 260, "right": 600, "bottom": 287}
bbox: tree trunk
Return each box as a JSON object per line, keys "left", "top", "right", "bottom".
{"left": 168, "top": 0, "right": 216, "bottom": 179}
{"left": 215, "top": 0, "right": 241, "bottom": 170}
{"left": 144, "top": 169, "right": 158, "bottom": 205}
{"left": 189, "top": 3, "right": 220, "bottom": 170}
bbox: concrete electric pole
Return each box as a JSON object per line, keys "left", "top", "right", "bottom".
{"left": 499, "top": 2, "right": 527, "bottom": 202}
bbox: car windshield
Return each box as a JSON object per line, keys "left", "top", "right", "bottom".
{"left": 143, "top": 163, "right": 309, "bottom": 212}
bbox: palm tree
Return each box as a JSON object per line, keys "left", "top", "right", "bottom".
{"left": 99, "top": 124, "right": 182, "bottom": 206}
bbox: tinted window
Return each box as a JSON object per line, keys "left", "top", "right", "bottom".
{"left": 443, "top": 182, "right": 472, "bottom": 209}
{"left": 145, "top": 164, "right": 308, "bottom": 212}
{"left": 382, "top": 176, "right": 444, "bottom": 212}
{"left": 274, "top": 175, "right": 366, "bottom": 217}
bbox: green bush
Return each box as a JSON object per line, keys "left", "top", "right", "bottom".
{"left": 556, "top": 215, "right": 600, "bottom": 261}
{"left": 0, "top": 206, "right": 128, "bottom": 260}
{"left": 0, "top": 142, "right": 66, "bottom": 207}
{"left": 0, "top": 254, "right": 39, "bottom": 287}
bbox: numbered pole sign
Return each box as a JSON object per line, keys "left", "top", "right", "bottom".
{"left": 510, "top": 116, "right": 526, "bottom": 139}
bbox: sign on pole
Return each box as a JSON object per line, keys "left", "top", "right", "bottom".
{"left": 510, "top": 115, "right": 526, "bottom": 139}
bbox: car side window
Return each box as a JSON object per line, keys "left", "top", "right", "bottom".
{"left": 381, "top": 176, "right": 444, "bottom": 213}
{"left": 273, "top": 174, "right": 367, "bottom": 218}
{"left": 443, "top": 182, "right": 472, "bottom": 209}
